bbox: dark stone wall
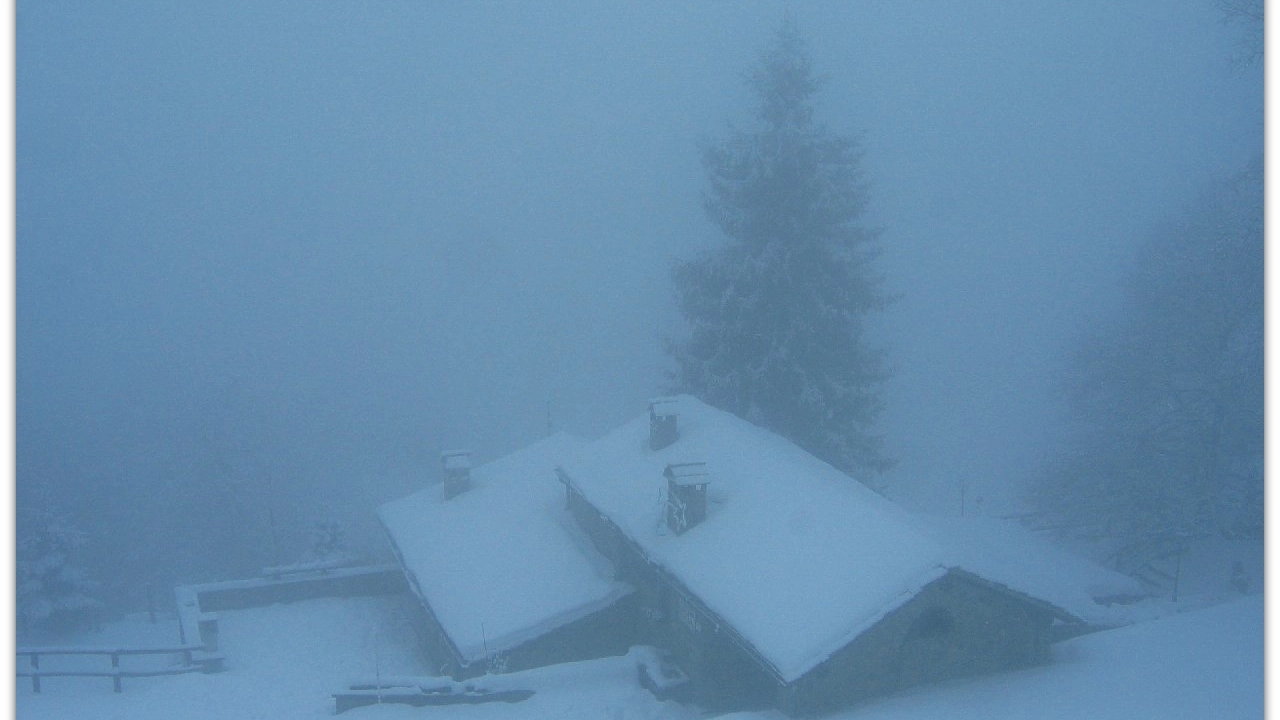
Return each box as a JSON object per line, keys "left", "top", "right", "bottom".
{"left": 782, "top": 570, "right": 1056, "bottom": 716}
{"left": 193, "top": 567, "right": 408, "bottom": 612}
{"left": 658, "top": 591, "right": 778, "bottom": 711}
{"left": 478, "top": 592, "right": 641, "bottom": 677}
{"left": 399, "top": 573, "right": 467, "bottom": 676}
{"left": 387, "top": 493, "right": 645, "bottom": 679}
{"left": 565, "top": 487, "right": 632, "bottom": 574}
{"left": 379, "top": 524, "right": 468, "bottom": 675}
{"left": 565, "top": 481, "right": 1061, "bottom": 717}
{"left": 396, "top": 567, "right": 640, "bottom": 680}
{"left": 565, "top": 482, "right": 779, "bottom": 711}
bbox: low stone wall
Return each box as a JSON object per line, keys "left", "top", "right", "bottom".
{"left": 174, "top": 565, "right": 407, "bottom": 652}
{"left": 472, "top": 591, "right": 640, "bottom": 678}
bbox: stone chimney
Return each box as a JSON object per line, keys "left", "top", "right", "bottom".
{"left": 665, "top": 462, "right": 709, "bottom": 535}
{"left": 441, "top": 450, "right": 472, "bottom": 499}
{"left": 649, "top": 397, "right": 680, "bottom": 451}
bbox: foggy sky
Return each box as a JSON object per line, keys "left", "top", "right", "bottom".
{"left": 17, "top": 1, "right": 1261, "bottom": 577}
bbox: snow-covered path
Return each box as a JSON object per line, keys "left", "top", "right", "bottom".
{"left": 15, "top": 594, "right": 1262, "bottom": 720}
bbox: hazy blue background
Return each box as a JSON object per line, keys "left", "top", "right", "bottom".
{"left": 17, "top": 1, "right": 1261, "bottom": 599}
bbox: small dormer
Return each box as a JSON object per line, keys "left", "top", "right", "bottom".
{"left": 649, "top": 397, "right": 680, "bottom": 451}
{"left": 665, "top": 461, "right": 709, "bottom": 535}
{"left": 441, "top": 450, "right": 472, "bottom": 499}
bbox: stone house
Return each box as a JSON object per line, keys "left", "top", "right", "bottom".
{"left": 555, "top": 395, "right": 1138, "bottom": 715}
{"left": 379, "top": 396, "right": 1139, "bottom": 715}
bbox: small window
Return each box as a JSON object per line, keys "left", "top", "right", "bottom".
{"left": 907, "top": 607, "right": 955, "bottom": 640}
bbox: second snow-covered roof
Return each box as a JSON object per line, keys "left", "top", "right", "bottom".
{"left": 378, "top": 433, "right": 630, "bottom": 665}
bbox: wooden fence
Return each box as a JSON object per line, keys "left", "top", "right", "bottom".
{"left": 18, "top": 563, "right": 403, "bottom": 695}
{"left": 16, "top": 644, "right": 224, "bottom": 693}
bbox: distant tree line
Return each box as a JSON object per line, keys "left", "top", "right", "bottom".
{"left": 1032, "top": 159, "right": 1263, "bottom": 565}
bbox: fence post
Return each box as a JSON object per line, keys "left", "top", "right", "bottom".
{"left": 198, "top": 615, "right": 220, "bottom": 652}
{"left": 1172, "top": 551, "right": 1183, "bottom": 603}
{"left": 147, "top": 582, "right": 157, "bottom": 624}
{"left": 30, "top": 654, "right": 40, "bottom": 693}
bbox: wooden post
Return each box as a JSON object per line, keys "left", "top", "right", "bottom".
{"left": 268, "top": 507, "right": 282, "bottom": 569}
{"left": 30, "top": 654, "right": 40, "bottom": 693}
{"left": 1172, "top": 551, "right": 1183, "bottom": 603}
{"left": 146, "top": 582, "right": 157, "bottom": 624}
{"left": 198, "top": 615, "right": 220, "bottom": 652}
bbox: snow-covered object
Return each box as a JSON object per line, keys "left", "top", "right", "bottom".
{"left": 378, "top": 433, "right": 631, "bottom": 665}
{"left": 558, "top": 396, "right": 1135, "bottom": 683}
{"left": 440, "top": 450, "right": 473, "bottom": 470}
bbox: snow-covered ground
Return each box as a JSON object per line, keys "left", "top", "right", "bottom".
{"left": 15, "top": 593, "right": 1261, "bottom": 720}
{"left": 15, "top": 595, "right": 431, "bottom": 720}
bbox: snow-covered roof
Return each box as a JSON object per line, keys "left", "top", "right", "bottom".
{"left": 558, "top": 396, "right": 1134, "bottom": 683}
{"left": 378, "top": 433, "right": 631, "bottom": 665}
{"left": 911, "top": 515, "right": 1144, "bottom": 626}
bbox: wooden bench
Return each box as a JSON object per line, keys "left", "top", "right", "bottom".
{"left": 333, "top": 678, "right": 534, "bottom": 714}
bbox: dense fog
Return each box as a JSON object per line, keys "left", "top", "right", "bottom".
{"left": 16, "top": 1, "right": 1261, "bottom": 619}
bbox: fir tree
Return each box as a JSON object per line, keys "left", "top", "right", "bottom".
{"left": 668, "top": 18, "right": 892, "bottom": 480}
{"left": 17, "top": 509, "right": 101, "bottom": 635}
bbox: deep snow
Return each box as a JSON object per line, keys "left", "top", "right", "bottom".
{"left": 15, "top": 593, "right": 1261, "bottom": 720}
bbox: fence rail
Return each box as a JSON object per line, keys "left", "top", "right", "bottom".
{"left": 18, "top": 564, "right": 402, "bottom": 695}
{"left": 16, "top": 644, "right": 222, "bottom": 693}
